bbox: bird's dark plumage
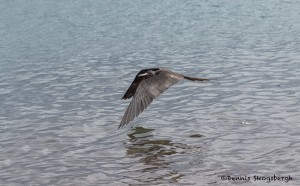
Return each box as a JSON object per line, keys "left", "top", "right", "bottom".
{"left": 119, "top": 68, "right": 209, "bottom": 128}
{"left": 122, "top": 68, "right": 159, "bottom": 100}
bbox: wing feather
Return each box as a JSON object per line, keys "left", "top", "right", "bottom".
{"left": 119, "top": 70, "right": 184, "bottom": 128}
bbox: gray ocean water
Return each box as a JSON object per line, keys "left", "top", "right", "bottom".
{"left": 1, "top": 0, "right": 300, "bottom": 185}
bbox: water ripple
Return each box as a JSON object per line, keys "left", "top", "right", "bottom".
{"left": 1, "top": 0, "right": 300, "bottom": 185}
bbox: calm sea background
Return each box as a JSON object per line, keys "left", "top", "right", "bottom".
{"left": 1, "top": 0, "right": 300, "bottom": 185}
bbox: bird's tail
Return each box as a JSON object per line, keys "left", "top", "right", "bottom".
{"left": 183, "top": 75, "right": 210, "bottom": 81}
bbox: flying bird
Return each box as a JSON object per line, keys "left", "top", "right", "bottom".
{"left": 119, "top": 68, "right": 210, "bottom": 128}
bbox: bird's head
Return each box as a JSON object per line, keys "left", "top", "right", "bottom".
{"left": 137, "top": 68, "right": 160, "bottom": 77}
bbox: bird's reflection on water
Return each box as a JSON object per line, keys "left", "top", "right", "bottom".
{"left": 124, "top": 126, "right": 204, "bottom": 183}
{"left": 127, "top": 127, "right": 177, "bottom": 159}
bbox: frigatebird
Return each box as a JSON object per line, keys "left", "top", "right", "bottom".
{"left": 119, "top": 68, "right": 210, "bottom": 128}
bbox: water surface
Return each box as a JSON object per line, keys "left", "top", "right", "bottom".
{"left": 0, "top": 0, "right": 300, "bottom": 185}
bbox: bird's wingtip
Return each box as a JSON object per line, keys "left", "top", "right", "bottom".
{"left": 118, "top": 123, "right": 123, "bottom": 129}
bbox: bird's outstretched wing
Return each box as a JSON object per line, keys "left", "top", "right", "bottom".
{"left": 121, "top": 81, "right": 140, "bottom": 100}
{"left": 119, "top": 70, "right": 184, "bottom": 128}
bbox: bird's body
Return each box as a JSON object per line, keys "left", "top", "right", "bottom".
{"left": 119, "top": 68, "right": 209, "bottom": 128}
